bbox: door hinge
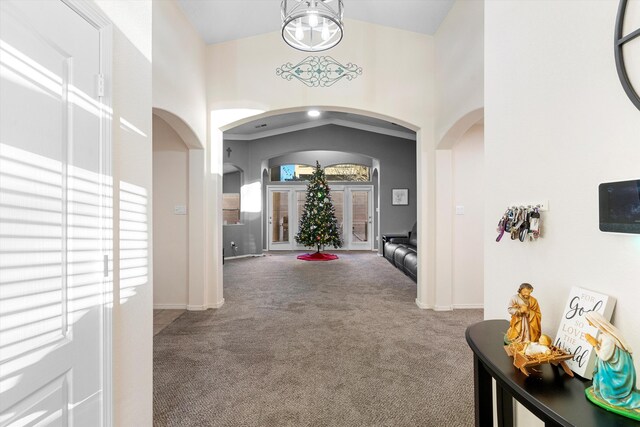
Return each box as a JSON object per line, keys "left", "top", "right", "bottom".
{"left": 103, "top": 254, "right": 109, "bottom": 277}
{"left": 96, "top": 74, "right": 105, "bottom": 97}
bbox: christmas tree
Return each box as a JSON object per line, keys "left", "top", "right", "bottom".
{"left": 295, "top": 161, "right": 343, "bottom": 254}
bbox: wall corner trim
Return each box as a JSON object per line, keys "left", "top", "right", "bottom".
{"left": 207, "top": 299, "right": 225, "bottom": 309}
{"left": 415, "top": 299, "right": 434, "bottom": 310}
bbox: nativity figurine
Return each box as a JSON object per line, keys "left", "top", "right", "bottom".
{"left": 524, "top": 334, "right": 552, "bottom": 357}
{"left": 584, "top": 312, "right": 640, "bottom": 421}
{"left": 505, "top": 283, "right": 542, "bottom": 344}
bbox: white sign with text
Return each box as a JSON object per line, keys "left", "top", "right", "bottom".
{"left": 553, "top": 286, "right": 616, "bottom": 379}
{"left": 554, "top": 287, "right": 616, "bottom": 379}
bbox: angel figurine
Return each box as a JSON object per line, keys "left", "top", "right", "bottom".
{"left": 584, "top": 312, "right": 640, "bottom": 420}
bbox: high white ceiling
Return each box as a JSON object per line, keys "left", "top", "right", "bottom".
{"left": 177, "top": 0, "right": 456, "bottom": 45}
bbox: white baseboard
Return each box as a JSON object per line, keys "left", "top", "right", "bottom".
{"left": 415, "top": 300, "right": 483, "bottom": 310}
{"left": 154, "top": 304, "right": 187, "bottom": 310}
{"left": 452, "top": 303, "right": 484, "bottom": 309}
{"left": 186, "top": 300, "right": 224, "bottom": 310}
{"left": 224, "top": 254, "right": 264, "bottom": 260}
{"left": 208, "top": 298, "right": 225, "bottom": 309}
{"left": 415, "top": 298, "right": 434, "bottom": 310}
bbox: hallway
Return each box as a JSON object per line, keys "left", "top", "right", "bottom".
{"left": 153, "top": 253, "right": 481, "bottom": 426}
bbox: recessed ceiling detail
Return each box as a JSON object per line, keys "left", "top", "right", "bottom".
{"left": 276, "top": 56, "right": 362, "bottom": 87}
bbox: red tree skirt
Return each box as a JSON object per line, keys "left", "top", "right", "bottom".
{"left": 297, "top": 252, "right": 339, "bottom": 261}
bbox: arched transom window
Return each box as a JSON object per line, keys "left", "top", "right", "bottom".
{"left": 270, "top": 163, "right": 370, "bottom": 182}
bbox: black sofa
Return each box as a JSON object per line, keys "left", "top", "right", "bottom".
{"left": 382, "top": 222, "right": 417, "bottom": 282}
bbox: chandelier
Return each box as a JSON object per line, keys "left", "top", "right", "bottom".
{"left": 281, "top": 0, "right": 344, "bottom": 52}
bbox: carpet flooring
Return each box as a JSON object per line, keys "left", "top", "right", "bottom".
{"left": 154, "top": 252, "right": 482, "bottom": 426}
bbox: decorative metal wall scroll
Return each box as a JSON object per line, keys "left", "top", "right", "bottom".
{"left": 276, "top": 56, "right": 362, "bottom": 87}
{"left": 496, "top": 205, "right": 543, "bottom": 243}
{"left": 615, "top": 0, "right": 640, "bottom": 111}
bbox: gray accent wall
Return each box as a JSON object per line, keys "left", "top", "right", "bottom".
{"left": 222, "top": 124, "right": 416, "bottom": 257}
{"left": 223, "top": 170, "right": 241, "bottom": 193}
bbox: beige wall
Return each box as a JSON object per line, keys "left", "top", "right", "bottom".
{"left": 153, "top": 116, "right": 189, "bottom": 308}
{"left": 434, "top": 123, "right": 484, "bottom": 310}
{"left": 94, "top": 0, "right": 153, "bottom": 425}
{"left": 153, "top": 0, "right": 207, "bottom": 147}
{"left": 207, "top": 18, "right": 438, "bottom": 308}
{"left": 433, "top": 0, "right": 484, "bottom": 311}
{"left": 152, "top": 0, "right": 208, "bottom": 311}
{"left": 435, "top": 0, "right": 484, "bottom": 146}
{"left": 207, "top": 19, "right": 434, "bottom": 127}
{"left": 486, "top": 1, "right": 640, "bottom": 425}
{"left": 452, "top": 124, "right": 484, "bottom": 307}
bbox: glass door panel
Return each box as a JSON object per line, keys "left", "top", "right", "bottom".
{"left": 270, "top": 190, "right": 290, "bottom": 247}
{"left": 294, "top": 190, "right": 306, "bottom": 249}
{"left": 351, "top": 191, "right": 369, "bottom": 243}
{"left": 348, "top": 188, "right": 373, "bottom": 250}
{"left": 332, "top": 190, "right": 345, "bottom": 243}
{"left": 296, "top": 190, "right": 306, "bottom": 230}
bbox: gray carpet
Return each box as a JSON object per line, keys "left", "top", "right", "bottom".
{"left": 154, "top": 252, "right": 482, "bottom": 426}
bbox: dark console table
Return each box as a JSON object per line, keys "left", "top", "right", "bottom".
{"left": 465, "top": 320, "right": 640, "bottom": 427}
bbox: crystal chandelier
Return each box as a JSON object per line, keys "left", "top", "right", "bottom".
{"left": 281, "top": 0, "right": 344, "bottom": 52}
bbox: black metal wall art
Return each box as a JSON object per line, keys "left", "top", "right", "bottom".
{"left": 615, "top": 0, "right": 640, "bottom": 111}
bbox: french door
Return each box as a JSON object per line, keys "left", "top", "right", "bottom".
{"left": 267, "top": 185, "right": 373, "bottom": 251}
{"left": 267, "top": 188, "right": 294, "bottom": 250}
{"left": 346, "top": 187, "right": 373, "bottom": 250}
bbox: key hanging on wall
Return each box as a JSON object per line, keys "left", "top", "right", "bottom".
{"left": 496, "top": 205, "right": 543, "bottom": 243}
{"left": 529, "top": 208, "right": 541, "bottom": 240}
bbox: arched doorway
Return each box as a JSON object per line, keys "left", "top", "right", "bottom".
{"left": 434, "top": 108, "right": 485, "bottom": 310}
{"left": 151, "top": 108, "right": 207, "bottom": 311}
{"left": 209, "top": 107, "right": 429, "bottom": 309}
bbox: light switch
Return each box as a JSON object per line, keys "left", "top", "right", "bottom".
{"left": 174, "top": 205, "right": 187, "bottom": 215}
{"left": 455, "top": 205, "right": 465, "bottom": 215}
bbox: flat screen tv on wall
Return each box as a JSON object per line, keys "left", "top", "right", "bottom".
{"left": 599, "top": 179, "right": 640, "bottom": 234}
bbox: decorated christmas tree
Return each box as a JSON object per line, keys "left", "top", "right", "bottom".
{"left": 295, "top": 161, "right": 342, "bottom": 259}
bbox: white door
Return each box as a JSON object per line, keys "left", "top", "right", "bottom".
{"left": 1, "top": 1, "right": 108, "bottom": 425}
{"left": 270, "top": 185, "right": 372, "bottom": 251}
{"left": 267, "top": 188, "right": 293, "bottom": 250}
{"left": 293, "top": 188, "right": 307, "bottom": 250}
{"left": 346, "top": 187, "right": 373, "bottom": 250}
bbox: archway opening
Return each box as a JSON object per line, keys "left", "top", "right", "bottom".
{"left": 212, "top": 107, "right": 422, "bottom": 307}
{"left": 434, "top": 109, "right": 484, "bottom": 311}
{"left": 151, "top": 113, "right": 190, "bottom": 316}
{"left": 152, "top": 108, "right": 207, "bottom": 313}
